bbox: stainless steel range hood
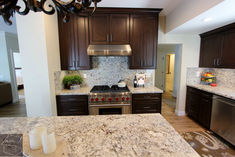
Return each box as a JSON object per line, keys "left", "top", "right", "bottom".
{"left": 87, "top": 45, "right": 132, "bottom": 56}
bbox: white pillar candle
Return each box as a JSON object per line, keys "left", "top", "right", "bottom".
{"left": 29, "top": 127, "right": 47, "bottom": 150}
{"left": 41, "top": 132, "right": 57, "bottom": 154}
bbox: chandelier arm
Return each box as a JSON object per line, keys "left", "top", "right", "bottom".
{"left": 40, "top": 0, "right": 55, "bottom": 15}
{"left": 0, "top": 0, "right": 101, "bottom": 25}
{"left": 15, "top": 0, "right": 30, "bottom": 15}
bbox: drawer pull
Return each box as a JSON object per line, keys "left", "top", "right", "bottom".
{"left": 68, "top": 109, "right": 79, "bottom": 112}
{"left": 143, "top": 106, "right": 151, "bottom": 109}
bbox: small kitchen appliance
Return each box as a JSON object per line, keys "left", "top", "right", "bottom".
{"left": 136, "top": 73, "right": 146, "bottom": 87}
{"left": 88, "top": 85, "right": 131, "bottom": 115}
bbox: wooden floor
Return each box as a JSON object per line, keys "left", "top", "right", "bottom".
{"left": 0, "top": 89, "right": 27, "bottom": 117}
{"left": 161, "top": 95, "right": 205, "bottom": 134}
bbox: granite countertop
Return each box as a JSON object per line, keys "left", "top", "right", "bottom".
{"left": 0, "top": 114, "right": 199, "bottom": 157}
{"left": 56, "top": 87, "right": 91, "bottom": 95}
{"left": 129, "top": 86, "right": 163, "bottom": 94}
{"left": 56, "top": 86, "right": 163, "bottom": 95}
{"left": 187, "top": 84, "right": 235, "bottom": 100}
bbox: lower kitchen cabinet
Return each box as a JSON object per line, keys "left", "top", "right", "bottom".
{"left": 132, "top": 93, "right": 162, "bottom": 114}
{"left": 56, "top": 95, "right": 88, "bottom": 116}
{"left": 186, "top": 86, "right": 213, "bottom": 129}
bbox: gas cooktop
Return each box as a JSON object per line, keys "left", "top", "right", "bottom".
{"left": 90, "top": 85, "right": 130, "bottom": 93}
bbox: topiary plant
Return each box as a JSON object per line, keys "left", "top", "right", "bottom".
{"left": 63, "top": 75, "right": 83, "bottom": 89}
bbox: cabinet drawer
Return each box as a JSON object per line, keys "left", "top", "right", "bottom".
{"left": 132, "top": 93, "right": 161, "bottom": 101}
{"left": 56, "top": 95, "right": 88, "bottom": 116}
{"left": 132, "top": 93, "right": 162, "bottom": 114}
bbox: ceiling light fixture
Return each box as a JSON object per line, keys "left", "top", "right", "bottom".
{"left": 0, "top": 0, "right": 101, "bottom": 25}
{"left": 202, "top": 17, "right": 213, "bottom": 22}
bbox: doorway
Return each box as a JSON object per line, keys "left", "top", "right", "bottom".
{"left": 155, "top": 44, "right": 180, "bottom": 110}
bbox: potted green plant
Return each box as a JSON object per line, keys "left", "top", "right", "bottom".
{"left": 62, "top": 75, "right": 83, "bottom": 90}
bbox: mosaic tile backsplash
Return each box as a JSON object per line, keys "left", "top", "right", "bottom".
{"left": 55, "top": 57, "right": 154, "bottom": 90}
{"left": 187, "top": 67, "right": 235, "bottom": 88}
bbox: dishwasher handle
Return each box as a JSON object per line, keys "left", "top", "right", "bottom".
{"left": 213, "top": 95, "right": 235, "bottom": 107}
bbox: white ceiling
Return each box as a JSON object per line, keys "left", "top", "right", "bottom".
{"left": 170, "top": 0, "right": 235, "bottom": 34}
{"left": 0, "top": 16, "right": 17, "bottom": 34}
{"left": 97, "top": 0, "right": 185, "bottom": 15}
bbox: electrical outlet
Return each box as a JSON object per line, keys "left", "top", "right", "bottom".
{"left": 83, "top": 74, "right": 87, "bottom": 78}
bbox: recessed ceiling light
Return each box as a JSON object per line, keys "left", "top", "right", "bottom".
{"left": 202, "top": 18, "right": 213, "bottom": 22}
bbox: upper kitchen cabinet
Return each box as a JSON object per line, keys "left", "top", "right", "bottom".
{"left": 130, "top": 14, "right": 158, "bottom": 69}
{"left": 199, "top": 22, "right": 235, "bottom": 69}
{"left": 89, "top": 13, "right": 130, "bottom": 44}
{"left": 220, "top": 28, "right": 235, "bottom": 68}
{"left": 199, "top": 34, "right": 223, "bottom": 68}
{"left": 58, "top": 14, "right": 91, "bottom": 70}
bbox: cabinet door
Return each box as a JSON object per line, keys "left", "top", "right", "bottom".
{"left": 132, "top": 94, "right": 162, "bottom": 114}
{"left": 110, "top": 14, "right": 130, "bottom": 44}
{"left": 220, "top": 28, "right": 235, "bottom": 68}
{"left": 58, "top": 14, "right": 76, "bottom": 70}
{"left": 58, "top": 14, "right": 90, "bottom": 70}
{"left": 74, "top": 16, "right": 91, "bottom": 70}
{"left": 199, "top": 34, "right": 223, "bottom": 68}
{"left": 89, "top": 14, "right": 109, "bottom": 44}
{"left": 56, "top": 95, "right": 88, "bottom": 116}
{"left": 142, "top": 16, "right": 158, "bottom": 68}
{"left": 129, "top": 15, "right": 143, "bottom": 68}
{"left": 130, "top": 14, "right": 158, "bottom": 69}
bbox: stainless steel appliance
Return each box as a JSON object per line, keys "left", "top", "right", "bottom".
{"left": 89, "top": 85, "right": 131, "bottom": 115}
{"left": 87, "top": 45, "right": 132, "bottom": 56}
{"left": 211, "top": 95, "right": 235, "bottom": 146}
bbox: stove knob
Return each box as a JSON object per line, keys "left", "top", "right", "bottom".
{"left": 116, "top": 97, "right": 119, "bottom": 101}
{"left": 126, "top": 97, "right": 130, "bottom": 101}
{"left": 95, "top": 98, "right": 99, "bottom": 102}
{"left": 122, "top": 97, "right": 125, "bottom": 101}
{"left": 101, "top": 98, "right": 105, "bottom": 101}
{"left": 108, "top": 98, "right": 112, "bottom": 101}
{"left": 91, "top": 98, "right": 94, "bottom": 102}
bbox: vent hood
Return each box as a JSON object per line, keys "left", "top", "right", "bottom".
{"left": 87, "top": 45, "right": 132, "bottom": 56}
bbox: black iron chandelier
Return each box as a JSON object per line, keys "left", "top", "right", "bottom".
{"left": 0, "top": 0, "right": 101, "bottom": 25}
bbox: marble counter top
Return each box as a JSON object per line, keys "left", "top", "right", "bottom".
{"left": 56, "top": 87, "right": 91, "bottom": 95}
{"left": 56, "top": 86, "right": 163, "bottom": 95}
{"left": 129, "top": 86, "right": 163, "bottom": 94}
{"left": 0, "top": 114, "right": 199, "bottom": 157}
{"left": 187, "top": 84, "right": 235, "bottom": 100}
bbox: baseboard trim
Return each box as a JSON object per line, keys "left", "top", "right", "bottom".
{"left": 175, "top": 110, "right": 185, "bottom": 116}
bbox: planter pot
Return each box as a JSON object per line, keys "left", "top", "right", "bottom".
{"left": 70, "top": 84, "right": 81, "bottom": 90}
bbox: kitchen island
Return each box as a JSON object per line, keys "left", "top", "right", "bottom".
{"left": 0, "top": 114, "right": 199, "bottom": 156}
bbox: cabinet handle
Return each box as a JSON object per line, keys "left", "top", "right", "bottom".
{"left": 107, "top": 34, "right": 109, "bottom": 42}
{"left": 110, "top": 34, "right": 112, "bottom": 42}
{"left": 143, "top": 106, "right": 151, "bottom": 109}
{"left": 217, "top": 59, "right": 220, "bottom": 66}
{"left": 213, "top": 59, "right": 216, "bottom": 66}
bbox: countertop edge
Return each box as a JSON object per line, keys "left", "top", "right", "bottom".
{"left": 187, "top": 84, "right": 235, "bottom": 100}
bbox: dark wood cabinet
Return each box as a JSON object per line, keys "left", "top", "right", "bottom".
{"left": 110, "top": 14, "right": 130, "bottom": 44}
{"left": 58, "top": 14, "right": 91, "bottom": 70}
{"left": 132, "top": 93, "right": 162, "bottom": 114}
{"left": 89, "top": 14, "right": 130, "bottom": 44}
{"left": 89, "top": 14, "right": 109, "bottom": 44}
{"left": 199, "top": 34, "right": 223, "bottom": 68}
{"left": 56, "top": 95, "right": 88, "bottom": 116}
{"left": 186, "top": 86, "right": 213, "bottom": 129}
{"left": 130, "top": 14, "right": 158, "bottom": 69}
{"left": 220, "top": 28, "right": 235, "bottom": 68}
{"left": 199, "top": 22, "right": 235, "bottom": 69}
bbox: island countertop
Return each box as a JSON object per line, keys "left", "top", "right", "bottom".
{"left": 0, "top": 114, "right": 199, "bottom": 157}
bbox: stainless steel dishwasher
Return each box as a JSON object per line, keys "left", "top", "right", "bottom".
{"left": 211, "top": 95, "right": 235, "bottom": 146}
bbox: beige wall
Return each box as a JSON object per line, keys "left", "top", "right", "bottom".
{"left": 16, "top": 12, "right": 60, "bottom": 117}
{"left": 166, "top": 0, "right": 224, "bottom": 33}
{"left": 158, "top": 16, "right": 201, "bottom": 116}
